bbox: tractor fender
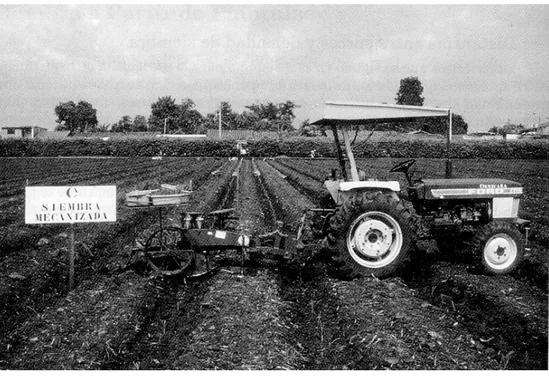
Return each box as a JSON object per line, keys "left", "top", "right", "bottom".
{"left": 339, "top": 187, "right": 400, "bottom": 204}
{"left": 338, "top": 181, "right": 400, "bottom": 192}
{"left": 324, "top": 180, "right": 400, "bottom": 205}
{"left": 325, "top": 180, "right": 401, "bottom": 205}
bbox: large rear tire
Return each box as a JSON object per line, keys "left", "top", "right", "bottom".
{"left": 469, "top": 221, "right": 523, "bottom": 275}
{"left": 327, "top": 191, "right": 417, "bottom": 278}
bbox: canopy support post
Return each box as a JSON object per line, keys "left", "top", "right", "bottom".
{"left": 331, "top": 124, "right": 348, "bottom": 181}
{"left": 341, "top": 127, "right": 359, "bottom": 182}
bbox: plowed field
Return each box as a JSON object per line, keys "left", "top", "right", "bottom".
{"left": 0, "top": 156, "right": 546, "bottom": 370}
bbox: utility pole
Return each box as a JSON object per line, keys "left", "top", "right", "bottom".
{"left": 445, "top": 109, "right": 453, "bottom": 179}
{"left": 164, "top": 118, "right": 168, "bottom": 135}
{"left": 218, "top": 102, "right": 222, "bottom": 138}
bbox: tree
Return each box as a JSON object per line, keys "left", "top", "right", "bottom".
{"left": 96, "top": 123, "right": 111, "bottom": 132}
{"left": 55, "top": 100, "right": 98, "bottom": 135}
{"left": 395, "top": 76, "right": 424, "bottom": 106}
{"left": 203, "top": 101, "right": 241, "bottom": 130}
{"left": 420, "top": 113, "right": 468, "bottom": 135}
{"left": 148, "top": 96, "right": 179, "bottom": 132}
{"left": 112, "top": 116, "right": 132, "bottom": 132}
{"left": 298, "top": 119, "right": 327, "bottom": 137}
{"left": 173, "top": 99, "right": 203, "bottom": 133}
{"left": 111, "top": 115, "right": 148, "bottom": 133}
{"left": 133, "top": 115, "right": 148, "bottom": 132}
{"left": 244, "top": 101, "right": 299, "bottom": 131}
{"left": 148, "top": 96, "right": 203, "bottom": 134}
{"left": 488, "top": 122, "right": 525, "bottom": 136}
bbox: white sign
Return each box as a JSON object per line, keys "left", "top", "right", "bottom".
{"left": 25, "top": 186, "right": 117, "bottom": 224}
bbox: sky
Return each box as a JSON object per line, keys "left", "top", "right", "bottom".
{"left": 1, "top": 4, "right": 548, "bottom": 133}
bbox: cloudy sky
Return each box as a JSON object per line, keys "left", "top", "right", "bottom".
{"left": 1, "top": 4, "right": 548, "bottom": 132}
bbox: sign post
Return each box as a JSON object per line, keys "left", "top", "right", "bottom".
{"left": 25, "top": 186, "right": 117, "bottom": 289}
{"left": 70, "top": 222, "right": 75, "bottom": 288}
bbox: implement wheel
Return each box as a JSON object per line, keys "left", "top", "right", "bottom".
{"left": 145, "top": 227, "right": 195, "bottom": 276}
{"left": 328, "top": 191, "right": 416, "bottom": 278}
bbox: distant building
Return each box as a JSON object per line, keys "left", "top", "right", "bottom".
{"left": 0, "top": 126, "right": 47, "bottom": 139}
{"left": 520, "top": 122, "right": 549, "bottom": 137}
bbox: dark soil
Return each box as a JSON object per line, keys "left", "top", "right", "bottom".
{"left": 0, "top": 157, "right": 547, "bottom": 370}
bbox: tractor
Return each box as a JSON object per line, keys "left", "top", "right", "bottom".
{"left": 304, "top": 101, "right": 530, "bottom": 277}
{"left": 128, "top": 102, "right": 530, "bottom": 279}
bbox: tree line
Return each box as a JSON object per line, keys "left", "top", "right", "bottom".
{"left": 54, "top": 77, "right": 468, "bottom": 136}
{"left": 54, "top": 97, "right": 299, "bottom": 136}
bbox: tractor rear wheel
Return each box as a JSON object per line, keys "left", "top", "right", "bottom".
{"left": 469, "top": 221, "right": 523, "bottom": 275}
{"left": 327, "top": 191, "right": 416, "bottom": 278}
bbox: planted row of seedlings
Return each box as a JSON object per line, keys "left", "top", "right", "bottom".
{"left": 103, "top": 158, "right": 251, "bottom": 369}
{"left": 132, "top": 159, "right": 304, "bottom": 370}
{"left": 0, "top": 158, "right": 158, "bottom": 199}
{"left": 0, "top": 158, "right": 215, "bottom": 256}
{"left": 0, "top": 156, "right": 546, "bottom": 370}
{"left": 0, "top": 158, "right": 186, "bottom": 233}
{"left": 0, "top": 157, "right": 227, "bottom": 369}
{"left": 264, "top": 158, "right": 548, "bottom": 369}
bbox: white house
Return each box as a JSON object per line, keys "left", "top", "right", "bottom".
{"left": 1, "top": 126, "right": 47, "bottom": 139}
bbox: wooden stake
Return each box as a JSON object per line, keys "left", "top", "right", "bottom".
{"left": 69, "top": 223, "right": 75, "bottom": 289}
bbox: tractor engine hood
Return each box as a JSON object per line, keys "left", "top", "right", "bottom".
{"left": 415, "top": 178, "right": 523, "bottom": 200}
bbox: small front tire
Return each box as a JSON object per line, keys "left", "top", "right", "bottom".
{"left": 470, "top": 222, "right": 523, "bottom": 275}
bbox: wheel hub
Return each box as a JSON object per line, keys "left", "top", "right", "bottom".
{"left": 484, "top": 235, "right": 515, "bottom": 266}
{"left": 352, "top": 219, "right": 393, "bottom": 258}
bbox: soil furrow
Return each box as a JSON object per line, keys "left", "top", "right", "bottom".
{"left": 0, "top": 158, "right": 226, "bottom": 368}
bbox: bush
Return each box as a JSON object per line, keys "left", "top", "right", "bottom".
{"left": 1, "top": 137, "right": 548, "bottom": 159}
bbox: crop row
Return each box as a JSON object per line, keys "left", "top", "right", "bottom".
{"left": 254, "top": 160, "right": 314, "bottom": 233}
{"left": 261, "top": 159, "right": 547, "bottom": 370}
{"left": 0, "top": 157, "right": 228, "bottom": 363}
{"left": 1, "top": 158, "right": 241, "bottom": 369}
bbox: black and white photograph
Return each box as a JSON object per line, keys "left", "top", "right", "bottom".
{"left": 0, "top": 3, "right": 547, "bottom": 370}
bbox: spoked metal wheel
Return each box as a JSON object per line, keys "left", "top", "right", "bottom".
{"left": 145, "top": 227, "right": 195, "bottom": 276}
{"left": 346, "top": 211, "right": 403, "bottom": 269}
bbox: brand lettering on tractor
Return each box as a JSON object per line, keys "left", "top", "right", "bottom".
{"left": 479, "top": 184, "right": 508, "bottom": 189}
{"left": 465, "top": 187, "right": 523, "bottom": 195}
{"left": 432, "top": 187, "right": 523, "bottom": 197}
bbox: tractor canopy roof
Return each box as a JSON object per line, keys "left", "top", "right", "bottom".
{"left": 309, "top": 101, "right": 449, "bottom": 126}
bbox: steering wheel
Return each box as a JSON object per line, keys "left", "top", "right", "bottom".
{"left": 390, "top": 159, "right": 416, "bottom": 173}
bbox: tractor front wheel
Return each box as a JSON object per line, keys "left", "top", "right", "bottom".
{"left": 328, "top": 191, "right": 416, "bottom": 278}
{"left": 469, "top": 221, "right": 523, "bottom": 275}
